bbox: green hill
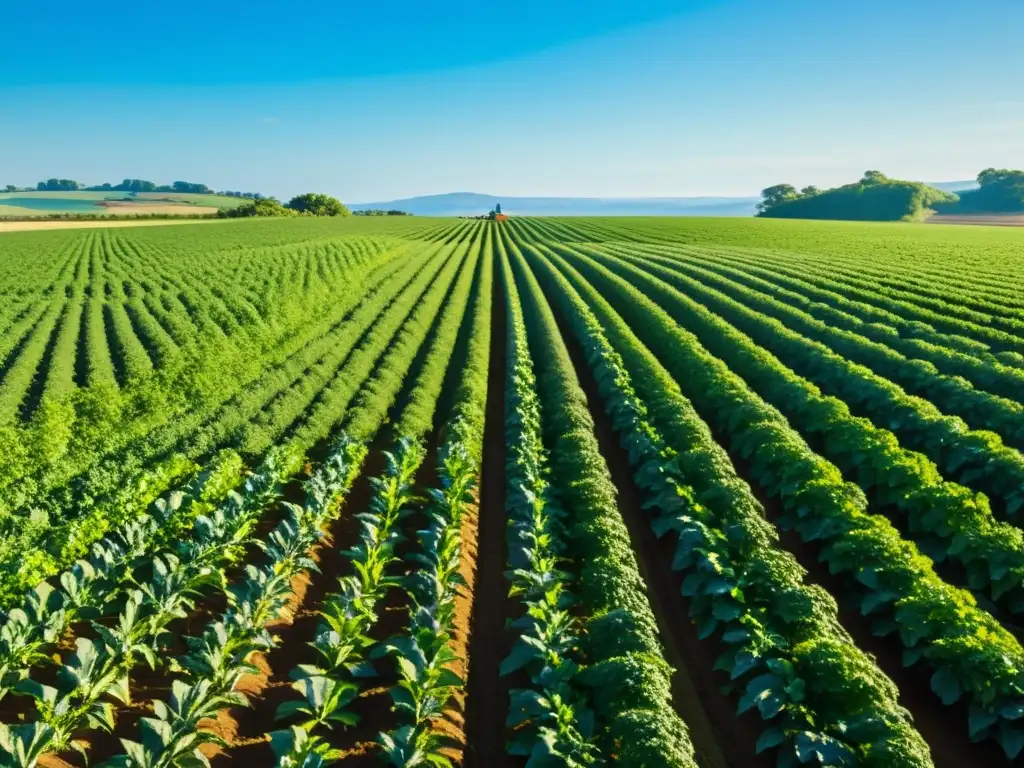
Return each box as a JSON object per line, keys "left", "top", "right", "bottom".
{"left": 757, "top": 171, "right": 958, "bottom": 222}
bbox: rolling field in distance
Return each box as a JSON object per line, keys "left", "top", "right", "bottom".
{"left": 0, "top": 191, "right": 247, "bottom": 218}
{"left": 0, "top": 215, "right": 1022, "bottom": 767}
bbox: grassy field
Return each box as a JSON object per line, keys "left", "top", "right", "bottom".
{"left": 0, "top": 190, "right": 247, "bottom": 217}
{"left": 0, "top": 215, "right": 1022, "bottom": 767}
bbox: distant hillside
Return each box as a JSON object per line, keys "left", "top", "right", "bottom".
{"left": 925, "top": 180, "right": 978, "bottom": 193}
{"left": 350, "top": 192, "right": 760, "bottom": 217}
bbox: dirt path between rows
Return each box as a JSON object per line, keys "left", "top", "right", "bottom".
{"left": 213, "top": 435, "right": 396, "bottom": 766}
{"left": 463, "top": 255, "right": 512, "bottom": 767}
{"left": 927, "top": 214, "right": 1024, "bottom": 227}
{"left": 719, "top": 447, "right": 1011, "bottom": 768}
{"left": 560, "top": 330, "right": 770, "bottom": 768}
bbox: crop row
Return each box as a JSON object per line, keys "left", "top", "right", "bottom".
{"left": 651, "top": 245, "right": 1024, "bottom": 402}
{"left": 0, "top": 236, "right": 457, "bottom": 607}
{"left": 234, "top": 227, "right": 493, "bottom": 764}
{"left": 516, "top": 235, "right": 932, "bottom": 766}
{"left": 501, "top": 232, "right": 698, "bottom": 765}
{"left": 506, "top": 229, "right": 1024, "bottom": 759}
{"left": 564, "top": 242, "right": 1024, "bottom": 620}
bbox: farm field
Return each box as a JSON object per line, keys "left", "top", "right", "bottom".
{"left": 0, "top": 215, "right": 1022, "bottom": 767}
{"left": 0, "top": 192, "right": 245, "bottom": 218}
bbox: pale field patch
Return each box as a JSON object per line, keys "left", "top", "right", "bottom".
{"left": 0, "top": 217, "right": 223, "bottom": 234}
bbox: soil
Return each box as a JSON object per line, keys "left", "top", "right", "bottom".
{"left": 215, "top": 438, "right": 397, "bottom": 766}
{"left": 927, "top": 214, "right": 1024, "bottom": 227}
{"left": 463, "top": 260, "right": 512, "bottom": 768}
{"left": 720, "top": 449, "right": 1012, "bottom": 768}
{"left": 559, "top": 324, "right": 770, "bottom": 768}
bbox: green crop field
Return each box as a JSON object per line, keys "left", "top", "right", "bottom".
{"left": 0, "top": 215, "right": 1022, "bottom": 767}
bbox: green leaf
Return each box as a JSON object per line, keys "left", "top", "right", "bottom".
{"left": 500, "top": 636, "right": 546, "bottom": 676}
{"left": 968, "top": 705, "right": 999, "bottom": 740}
{"left": 755, "top": 727, "right": 786, "bottom": 754}
{"left": 998, "top": 723, "right": 1024, "bottom": 760}
{"left": 930, "top": 666, "right": 963, "bottom": 705}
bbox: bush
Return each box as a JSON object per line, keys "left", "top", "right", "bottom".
{"left": 217, "top": 198, "right": 296, "bottom": 218}
{"left": 285, "top": 193, "right": 350, "bottom": 217}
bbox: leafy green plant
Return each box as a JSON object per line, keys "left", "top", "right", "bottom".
{"left": 276, "top": 675, "right": 361, "bottom": 732}
{"left": 93, "top": 435, "right": 364, "bottom": 767}
{"left": 541, "top": 232, "right": 1014, "bottom": 759}
{"left": 17, "top": 638, "right": 130, "bottom": 760}
{"left": 376, "top": 435, "right": 476, "bottom": 766}
{"left": 378, "top": 724, "right": 452, "bottom": 768}
{"left": 0, "top": 584, "right": 65, "bottom": 702}
{"left": 0, "top": 722, "right": 54, "bottom": 768}
{"left": 269, "top": 726, "right": 339, "bottom": 767}
{"left": 102, "top": 679, "right": 247, "bottom": 767}
{"left": 0, "top": 448, "right": 288, "bottom": 716}
{"left": 495, "top": 254, "right": 602, "bottom": 765}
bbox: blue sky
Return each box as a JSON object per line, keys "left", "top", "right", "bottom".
{"left": 1, "top": 0, "right": 1021, "bottom": 201}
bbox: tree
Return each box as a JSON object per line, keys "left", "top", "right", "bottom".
{"left": 37, "top": 178, "right": 81, "bottom": 191}
{"left": 756, "top": 184, "right": 801, "bottom": 214}
{"left": 3, "top": 185, "right": 15, "bottom": 193}
{"left": 978, "top": 168, "right": 1024, "bottom": 190}
{"left": 285, "top": 193, "right": 349, "bottom": 217}
{"left": 169, "top": 181, "right": 214, "bottom": 194}
{"left": 941, "top": 167, "right": 1024, "bottom": 214}
{"left": 353, "top": 209, "right": 411, "bottom": 216}
{"left": 861, "top": 170, "right": 889, "bottom": 185}
{"left": 126, "top": 179, "right": 157, "bottom": 192}
{"left": 218, "top": 198, "right": 296, "bottom": 218}
{"left": 800, "top": 186, "right": 823, "bottom": 197}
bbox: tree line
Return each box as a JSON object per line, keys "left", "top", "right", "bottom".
{"left": 218, "top": 193, "right": 350, "bottom": 218}
{"left": 219, "top": 191, "right": 267, "bottom": 200}
{"left": 20, "top": 178, "right": 267, "bottom": 197}
{"left": 757, "top": 167, "right": 1024, "bottom": 221}
{"left": 352, "top": 209, "right": 412, "bottom": 216}
{"left": 85, "top": 179, "right": 215, "bottom": 194}
{"left": 32, "top": 178, "right": 216, "bottom": 194}
{"left": 937, "top": 168, "right": 1024, "bottom": 214}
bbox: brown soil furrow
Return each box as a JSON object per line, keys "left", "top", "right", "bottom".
{"left": 559, "top": 324, "right": 767, "bottom": 768}
{"left": 723, "top": 450, "right": 1010, "bottom": 768}
{"left": 15, "top": 466, "right": 310, "bottom": 768}
{"left": 463, "top": 255, "right": 511, "bottom": 768}
{"left": 217, "top": 439, "right": 395, "bottom": 766}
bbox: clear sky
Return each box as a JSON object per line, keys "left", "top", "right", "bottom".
{"left": 2, "top": 0, "right": 1021, "bottom": 201}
